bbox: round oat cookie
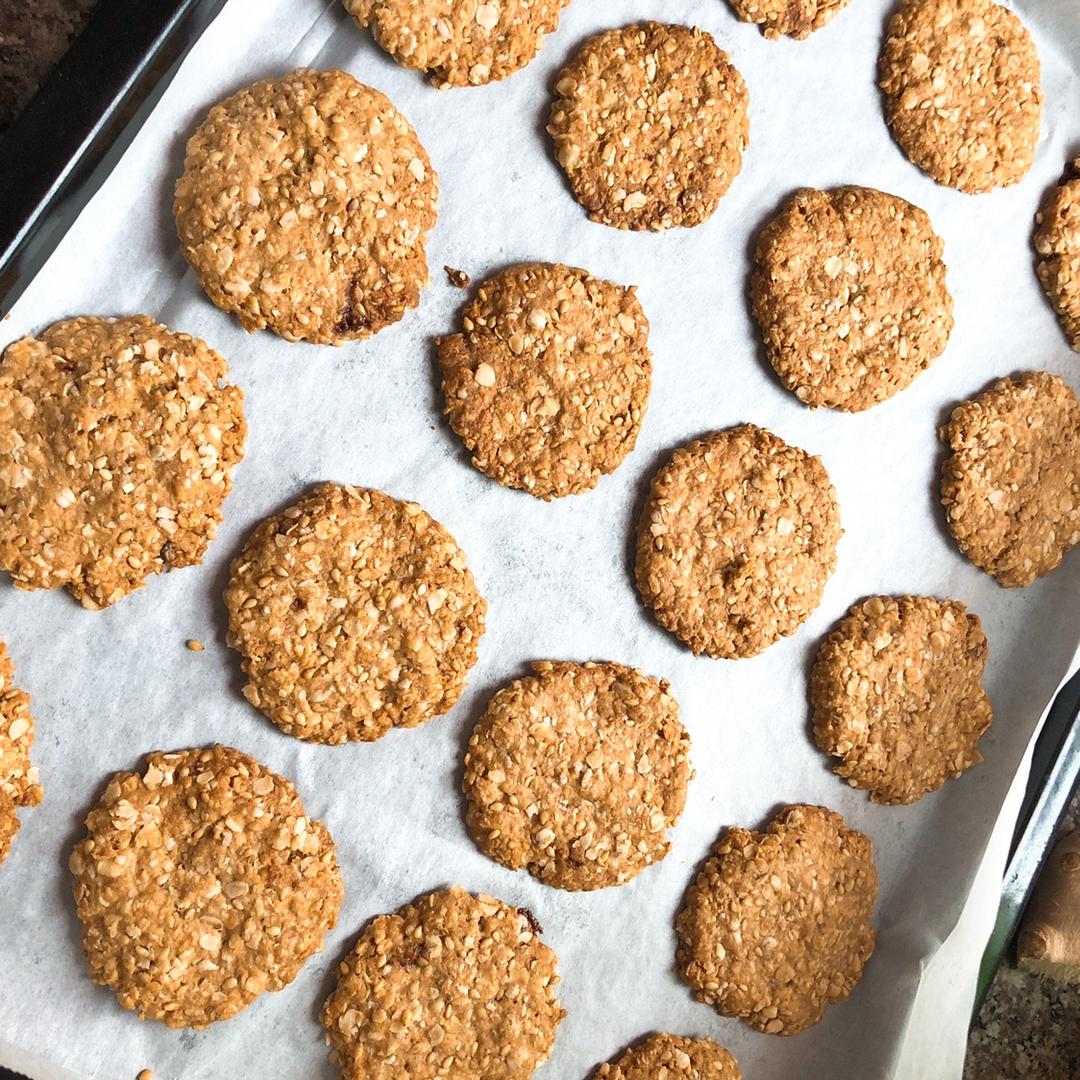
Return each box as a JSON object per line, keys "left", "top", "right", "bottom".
{"left": 727, "top": 0, "right": 852, "bottom": 41}
{"left": 0, "top": 641, "right": 42, "bottom": 865}
{"left": 1035, "top": 158, "right": 1080, "bottom": 352}
{"left": 676, "top": 804, "right": 877, "bottom": 1036}
{"left": 174, "top": 68, "right": 437, "bottom": 344}
{"left": 225, "top": 483, "right": 486, "bottom": 744}
{"left": 69, "top": 745, "right": 343, "bottom": 1028}
{"left": 879, "top": 0, "right": 1041, "bottom": 194}
{"left": 547, "top": 23, "right": 749, "bottom": 231}
{"left": 752, "top": 187, "right": 953, "bottom": 412}
{"left": 436, "top": 263, "right": 652, "bottom": 499}
{"left": 0, "top": 315, "right": 246, "bottom": 610}
{"left": 594, "top": 1032, "right": 741, "bottom": 1079}
{"left": 635, "top": 425, "right": 842, "bottom": 659}
{"left": 463, "top": 661, "right": 690, "bottom": 890}
{"left": 812, "top": 596, "right": 992, "bottom": 805}
{"left": 940, "top": 372, "right": 1080, "bottom": 588}
{"left": 322, "top": 886, "right": 564, "bottom": 1080}
{"left": 344, "top": 0, "right": 571, "bottom": 88}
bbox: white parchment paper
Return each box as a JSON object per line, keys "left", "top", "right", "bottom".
{"left": 1, "top": 1, "right": 1079, "bottom": 1077}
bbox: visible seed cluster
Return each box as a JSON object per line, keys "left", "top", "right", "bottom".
{"left": 69, "top": 746, "right": 343, "bottom": 1028}
{"left": 0, "top": 315, "right": 245, "bottom": 609}
{"left": 321, "top": 887, "right": 564, "bottom": 1079}
{"left": 676, "top": 805, "right": 877, "bottom": 1036}
{"left": 174, "top": 68, "right": 437, "bottom": 344}
{"left": 0, "top": 641, "right": 41, "bottom": 865}
{"left": 595, "top": 1032, "right": 741, "bottom": 1079}
{"left": 940, "top": 371, "right": 1080, "bottom": 588}
{"left": 437, "top": 262, "right": 652, "bottom": 499}
{"left": 726, "top": 0, "right": 853, "bottom": 40}
{"left": 548, "top": 22, "right": 749, "bottom": 231}
{"left": 1034, "top": 158, "right": 1080, "bottom": 353}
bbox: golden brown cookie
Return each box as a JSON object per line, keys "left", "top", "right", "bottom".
{"left": 70, "top": 746, "right": 343, "bottom": 1028}
{"left": 594, "top": 1033, "right": 741, "bottom": 1079}
{"left": 879, "top": 0, "right": 1041, "bottom": 194}
{"left": 463, "top": 661, "right": 690, "bottom": 891}
{"left": 548, "top": 23, "right": 749, "bottom": 231}
{"left": 1035, "top": 159, "right": 1080, "bottom": 352}
{"left": 0, "top": 315, "right": 245, "bottom": 609}
{"left": 727, "top": 0, "right": 852, "bottom": 40}
{"left": 940, "top": 372, "right": 1080, "bottom": 588}
{"left": 676, "top": 805, "right": 877, "bottom": 1036}
{"left": 225, "top": 483, "right": 486, "bottom": 744}
{"left": 322, "top": 887, "right": 564, "bottom": 1080}
{"left": 752, "top": 187, "right": 953, "bottom": 412}
{"left": 175, "top": 68, "right": 437, "bottom": 344}
{"left": 812, "top": 596, "right": 992, "bottom": 805}
{"left": 0, "top": 641, "right": 41, "bottom": 864}
{"left": 636, "top": 425, "right": 842, "bottom": 659}
{"left": 437, "top": 263, "right": 652, "bottom": 499}
{"left": 344, "top": 0, "right": 571, "bottom": 88}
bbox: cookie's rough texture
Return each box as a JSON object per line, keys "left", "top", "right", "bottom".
{"left": 548, "top": 23, "right": 749, "bottom": 231}
{"left": 812, "top": 596, "right": 992, "bottom": 805}
{"left": 0, "top": 316, "right": 245, "bottom": 609}
{"left": 70, "top": 746, "right": 343, "bottom": 1028}
{"left": 636, "top": 425, "right": 841, "bottom": 659}
{"left": 941, "top": 372, "right": 1080, "bottom": 588}
{"left": 879, "top": 0, "right": 1041, "bottom": 193}
{"left": 175, "top": 68, "right": 437, "bottom": 344}
{"left": 727, "top": 0, "right": 851, "bottom": 40}
{"left": 676, "top": 805, "right": 877, "bottom": 1035}
{"left": 437, "top": 263, "right": 651, "bottom": 499}
{"left": 594, "top": 1033, "right": 741, "bottom": 1079}
{"left": 752, "top": 187, "right": 953, "bottom": 412}
{"left": 344, "top": 0, "right": 570, "bottom": 88}
{"left": 322, "top": 887, "right": 564, "bottom": 1080}
{"left": 463, "top": 661, "right": 690, "bottom": 890}
{"left": 1034, "top": 159, "right": 1080, "bottom": 352}
{"left": 225, "top": 483, "right": 485, "bottom": 744}
{"left": 0, "top": 641, "right": 41, "bottom": 864}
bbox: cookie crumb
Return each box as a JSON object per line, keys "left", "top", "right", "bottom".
{"left": 136, "top": 1070, "right": 154, "bottom": 1080}
{"left": 185, "top": 639, "right": 204, "bottom": 652}
{"left": 444, "top": 266, "right": 471, "bottom": 288}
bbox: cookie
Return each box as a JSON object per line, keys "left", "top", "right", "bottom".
{"left": 752, "top": 187, "right": 953, "bottom": 412}
{"left": 940, "top": 372, "right": 1080, "bottom": 587}
{"left": 322, "top": 886, "right": 564, "bottom": 1080}
{"left": 225, "top": 483, "right": 486, "bottom": 744}
{"left": 879, "top": 0, "right": 1041, "bottom": 193}
{"left": 726, "top": 0, "right": 852, "bottom": 40}
{"left": 548, "top": 23, "right": 749, "bottom": 231}
{"left": 463, "top": 661, "right": 690, "bottom": 890}
{"left": 1034, "top": 159, "right": 1080, "bottom": 352}
{"left": 175, "top": 68, "right": 437, "bottom": 344}
{"left": 437, "top": 263, "right": 652, "bottom": 499}
{"left": 344, "top": 0, "right": 571, "bottom": 88}
{"left": 676, "top": 804, "right": 877, "bottom": 1035}
{"left": 0, "top": 641, "right": 41, "bottom": 864}
{"left": 0, "top": 315, "right": 245, "bottom": 609}
{"left": 812, "top": 596, "right": 992, "bottom": 805}
{"left": 69, "top": 746, "right": 343, "bottom": 1028}
{"left": 636, "top": 425, "right": 841, "bottom": 659}
{"left": 594, "top": 1033, "right": 741, "bottom": 1079}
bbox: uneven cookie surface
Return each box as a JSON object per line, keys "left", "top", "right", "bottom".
{"left": 941, "top": 372, "right": 1080, "bottom": 587}
{"left": 676, "top": 805, "right": 877, "bottom": 1035}
{"left": 812, "top": 596, "right": 992, "bottom": 805}
{"left": 727, "top": 0, "right": 852, "bottom": 40}
{"left": 0, "top": 641, "right": 41, "bottom": 864}
{"left": 0, "top": 315, "right": 245, "bottom": 609}
{"left": 463, "top": 661, "right": 690, "bottom": 890}
{"left": 175, "top": 68, "right": 437, "bottom": 344}
{"left": 322, "top": 887, "right": 564, "bottom": 1080}
{"left": 1035, "top": 159, "right": 1080, "bottom": 352}
{"left": 595, "top": 1032, "right": 741, "bottom": 1079}
{"left": 636, "top": 425, "right": 841, "bottom": 659}
{"left": 752, "top": 187, "right": 953, "bottom": 412}
{"left": 437, "top": 263, "right": 652, "bottom": 498}
{"left": 225, "top": 483, "right": 485, "bottom": 744}
{"left": 879, "top": 0, "right": 1041, "bottom": 193}
{"left": 70, "top": 746, "right": 343, "bottom": 1027}
{"left": 548, "top": 23, "right": 749, "bottom": 230}
{"left": 344, "top": 0, "right": 570, "bottom": 87}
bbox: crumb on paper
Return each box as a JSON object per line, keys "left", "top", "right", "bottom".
{"left": 137, "top": 1070, "right": 154, "bottom": 1080}
{"left": 445, "top": 265, "right": 471, "bottom": 288}
{"left": 185, "top": 639, "right": 204, "bottom": 652}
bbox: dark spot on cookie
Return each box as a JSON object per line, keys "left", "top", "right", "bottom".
{"left": 518, "top": 906, "right": 544, "bottom": 936}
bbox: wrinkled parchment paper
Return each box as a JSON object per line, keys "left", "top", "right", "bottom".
{"left": 1, "top": 1, "right": 1079, "bottom": 1077}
